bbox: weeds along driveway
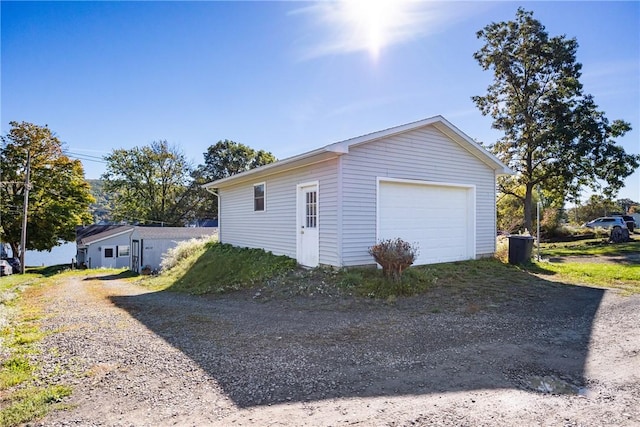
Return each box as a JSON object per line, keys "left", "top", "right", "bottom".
{"left": 35, "top": 272, "right": 640, "bottom": 426}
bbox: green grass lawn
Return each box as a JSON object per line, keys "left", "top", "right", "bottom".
{"left": 532, "top": 239, "right": 640, "bottom": 295}
{"left": 532, "top": 262, "right": 639, "bottom": 294}
{"left": 540, "top": 238, "right": 640, "bottom": 257}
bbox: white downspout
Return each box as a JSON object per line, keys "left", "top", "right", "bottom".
{"left": 204, "top": 186, "right": 220, "bottom": 239}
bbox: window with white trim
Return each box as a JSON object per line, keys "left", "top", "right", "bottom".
{"left": 254, "top": 183, "right": 265, "bottom": 211}
{"left": 117, "top": 245, "right": 130, "bottom": 257}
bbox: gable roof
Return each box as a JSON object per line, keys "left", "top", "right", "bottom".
{"left": 78, "top": 226, "right": 135, "bottom": 247}
{"left": 77, "top": 226, "right": 218, "bottom": 248}
{"left": 133, "top": 227, "right": 217, "bottom": 239}
{"left": 75, "top": 224, "right": 129, "bottom": 243}
{"left": 203, "top": 115, "right": 512, "bottom": 189}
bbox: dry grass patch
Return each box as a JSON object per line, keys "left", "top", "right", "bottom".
{"left": 0, "top": 267, "right": 105, "bottom": 426}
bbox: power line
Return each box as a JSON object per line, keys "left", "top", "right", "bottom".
{"left": 63, "top": 150, "right": 108, "bottom": 164}
{"left": 67, "top": 155, "right": 108, "bottom": 164}
{"left": 64, "top": 151, "right": 105, "bottom": 160}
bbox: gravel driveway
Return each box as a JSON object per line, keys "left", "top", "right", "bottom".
{"left": 34, "top": 274, "right": 640, "bottom": 426}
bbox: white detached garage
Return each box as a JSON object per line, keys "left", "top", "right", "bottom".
{"left": 203, "top": 116, "right": 511, "bottom": 268}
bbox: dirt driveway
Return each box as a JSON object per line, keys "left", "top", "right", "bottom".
{"left": 34, "top": 274, "right": 639, "bottom": 426}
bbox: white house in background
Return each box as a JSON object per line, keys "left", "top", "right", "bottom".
{"left": 203, "top": 115, "right": 512, "bottom": 268}
{"left": 76, "top": 226, "right": 217, "bottom": 271}
{"left": 129, "top": 227, "right": 217, "bottom": 273}
{"left": 76, "top": 225, "right": 134, "bottom": 269}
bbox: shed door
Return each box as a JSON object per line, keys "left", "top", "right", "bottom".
{"left": 102, "top": 245, "right": 116, "bottom": 268}
{"left": 378, "top": 180, "right": 475, "bottom": 265}
{"left": 132, "top": 240, "right": 140, "bottom": 272}
{"left": 297, "top": 182, "right": 319, "bottom": 267}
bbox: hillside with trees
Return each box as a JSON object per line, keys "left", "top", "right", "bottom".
{"left": 87, "top": 179, "right": 114, "bottom": 224}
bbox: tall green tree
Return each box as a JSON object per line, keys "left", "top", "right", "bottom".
{"left": 473, "top": 8, "right": 639, "bottom": 231}
{"left": 0, "top": 121, "right": 94, "bottom": 261}
{"left": 198, "top": 140, "right": 276, "bottom": 181}
{"left": 102, "top": 141, "right": 199, "bottom": 226}
{"left": 193, "top": 140, "right": 277, "bottom": 219}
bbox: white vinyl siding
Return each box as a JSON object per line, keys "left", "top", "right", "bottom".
{"left": 129, "top": 228, "right": 217, "bottom": 272}
{"left": 84, "top": 232, "right": 133, "bottom": 269}
{"left": 340, "top": 126, "right": 496, "bottom": 266}
{"left": 219, "top": 158, "right": 340, "bottom": 266}
{"left": 136, "top": 239, "right": 178, "bottom": 272}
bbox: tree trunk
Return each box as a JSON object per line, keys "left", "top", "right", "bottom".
{"left": 523, "top": 183, "right": 534, "bottom": 233}
{"left": 9, "top": 241, "right": 21, "bottom": 262}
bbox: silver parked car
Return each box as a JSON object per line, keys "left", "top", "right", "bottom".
{"left": 584, "top": 216, "right": 628, "bottom": 231}
{"left": 612, "top": 214, "right": 636, "bottom": 233}
{"left": 0, "top": 260, "right": 13, "bottom": 276}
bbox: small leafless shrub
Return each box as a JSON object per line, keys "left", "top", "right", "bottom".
{"left": 368, "top": 238, "right": 419, "bottom": 283}
{"left": 495, "top": 235, "right": 509, "bottom": 263}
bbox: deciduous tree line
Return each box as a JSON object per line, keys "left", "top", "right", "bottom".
{"left": 1, "top": 123, "right": 275, "bottom": 260}
{"left": 100, "top": 139, "right": 275, "bottom": 227}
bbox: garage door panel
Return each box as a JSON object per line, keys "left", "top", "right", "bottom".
{"left": 380, "top": 225, "right": 466, "bottom": 240}
{"left": 379, "top": 181, "right": 474, "bottom": 265}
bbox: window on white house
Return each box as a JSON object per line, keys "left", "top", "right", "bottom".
{"left": 254, "top": 183, "right": 265, "bottom": 211}
{"left": 103, "top": 247, "right": 114, "bottom": 258}
{"left": 117, "top": 245, "right": 130, "bottom": 257}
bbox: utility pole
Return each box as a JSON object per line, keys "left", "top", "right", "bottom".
{"left": 536, "top": 185, "right": 541, "bottom": 262}
{"left": 20, "top": 151, "right": 31, "bottom": 274}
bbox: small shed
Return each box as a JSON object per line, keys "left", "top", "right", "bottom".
{"left": 130, "top": 227, "right": 218, "bottom": 273}
{"left": 203, "top": 115, "right": 511, "bottom": 268}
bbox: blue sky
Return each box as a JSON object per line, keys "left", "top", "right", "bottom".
{"left": 2, "top": 1, "right": 638, "bottom": 202}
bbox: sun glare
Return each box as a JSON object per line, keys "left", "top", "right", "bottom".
{"left": 295, "top": 0, "right": 447, "bottom": 60}
{"left": 342, "top": 0, "right": 403, "bottom": 59}
{"left": 337, "top": 0, "right": 413, "bottom": 59}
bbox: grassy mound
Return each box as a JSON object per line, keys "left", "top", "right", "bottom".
{"left": 146, "top": 239, "right": 442, "bottom": 298}
{"left": 144, "top": 238, "right": 640, "bottom": 298}
{"left": 147, "top": 242, "right": 298, "bottom": 294}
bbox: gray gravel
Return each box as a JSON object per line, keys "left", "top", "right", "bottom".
{"left": 28, "top": 274, "right": 640, "bottom": 426}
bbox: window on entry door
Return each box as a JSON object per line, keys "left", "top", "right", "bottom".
{"left": 306, "top": 190, "right": 317, "bottom": 228}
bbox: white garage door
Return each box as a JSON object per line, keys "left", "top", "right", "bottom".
{"left": 378, "top": 180, "right": 475, "bottom": 265}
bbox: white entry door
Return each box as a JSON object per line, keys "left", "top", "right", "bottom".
{"left": 102, "top": 245, "right": 116, "bottom": 268}
{"left": 297, "top": 182, "right": 319, "bottom": 267}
